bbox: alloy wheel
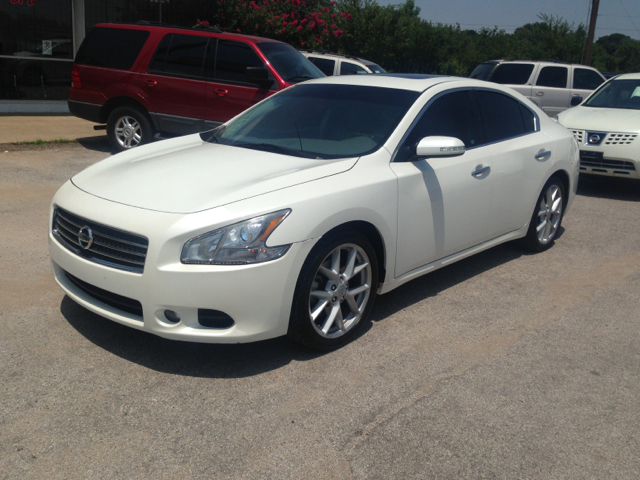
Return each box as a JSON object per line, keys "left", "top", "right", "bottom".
{"left": 536, "top": 183, "right": 563, "bottom": 245}
{"left": 114, "top": 116, "right": 142, "bottom": 149}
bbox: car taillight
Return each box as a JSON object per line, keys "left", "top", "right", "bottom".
{"left": 71, "top": 66, "right": 82, "bottom": 89}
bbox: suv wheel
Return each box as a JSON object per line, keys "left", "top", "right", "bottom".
{"left": 107, "top": 106, "right": 154, "bottom": 152}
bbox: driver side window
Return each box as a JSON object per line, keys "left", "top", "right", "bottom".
{"left": 395, "top": 90, "right": 484, "bottom": 162}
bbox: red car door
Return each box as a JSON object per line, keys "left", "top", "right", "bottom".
{"left": 140, "top": 33, "right": 208, "bottom": 135}
{"left": 204, "top": 39, "right": 274, "bottom": 126}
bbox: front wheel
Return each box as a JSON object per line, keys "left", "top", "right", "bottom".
{"left": 107, "top": 106, "right": 154, "bottom": 153}
{"left": 523, "top": 176, "right": 565, "bottom": 252}
{"left": 288, "top": 231, "right": 378, "bottom": 350}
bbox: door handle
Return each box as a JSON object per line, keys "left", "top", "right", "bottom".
{"left": 534, "top": 150, "right": 552, "bottom": 161}
{"left": 535, "top": 90, "right": 544, "bottom": 96}
{"left": 146, "top": 79, "right": 157, "bottom": 88}
{"left": 471, "top": 165, "right": 490, "bottom": 177}
{"left": 215, "top": 88, "right": 228, "bottom": 97}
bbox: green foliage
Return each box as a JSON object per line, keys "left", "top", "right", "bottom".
{"left": 202, "top": 0, "right": 640, "bottom": 75}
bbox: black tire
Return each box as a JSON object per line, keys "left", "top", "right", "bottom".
{"left": 523, "top": 175, "right": 566, "bottom": 252}
{"left": 107, "top": 106, "right": 154, "bottom": 153}
{"left": 288, "top": 230, "right": 379, "bottom": 351}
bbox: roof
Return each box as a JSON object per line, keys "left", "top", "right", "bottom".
{"left": 612, "top": 73, "right": 640, "bottom": 80}
{"left": 302, "top": 74, "right": 463, "bottom": 92}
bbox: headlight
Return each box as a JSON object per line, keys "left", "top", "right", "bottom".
{"left": 181, "top": 209, "right": 291, "bottom": 265}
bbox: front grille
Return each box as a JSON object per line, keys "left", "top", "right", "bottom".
{"left": 580, "top": 157, "right": 636, "bottom": 171}
{"left": 572, "top": 130, "right": 584, "bottom": 143}
{"left": 64, "top": 271, "right": 143, "bottom": 318}
{"left": 604, "top": 133, "right": 637, "bottom": 145}
{"left": 52, "top": 207, "right": 148, "bottom": 274}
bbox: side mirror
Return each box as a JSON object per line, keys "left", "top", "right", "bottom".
{"left": 245, "top": 67, "right": 272, "bottom": 87}
{"left": 416, "top": 136, "right": 466, "bottom": 158}
{"left": 570, "top": 95, "right": 583, "bottom": 107}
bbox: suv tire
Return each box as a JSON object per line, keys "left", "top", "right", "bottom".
{"left": 107, "top": 106, "right": 154, "bottom": 153}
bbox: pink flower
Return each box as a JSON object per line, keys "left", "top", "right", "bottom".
{"left": 315, "top": 37, "right": 322, "bottom": 43}
{"left": 297, "top": 26, "right": 303, "bottom": 31}
{"left": 301, "top": 41, "right": 305, "bottom": 46}
{"left": 329, "top": 1, "right": 336, "bottom": 5}
{"left": 291, "top": 19, "right": 298, "bottom": 26}
{"left": 301, "top": 18, "right": 307, "bottom": 25}
{"left": 347, "top": 14, "right": 352, "bottom": 19}
{"left": 333, "top": 29, "right": 344, "bottom": 37}
{"left": 308, "top": 22, "right": 315, "bottom": 29}
{"left": 340, "top": 12, "right": 346, "bottom": 17}
{"left": 282, "top": 21, "right": 287, "bottom": 25}
{"left": 323, "top": 29, "right": 328, "bottom": 34}
{"left": 317, "top": 19, "right": 325, "bottom": 25}
{"left": 322, "top": 6, "right": 329, "bottom": 13}
{"left": 279, "top": 28, "right": 286, "bottom": 34}
{"left": 331, "top": 14, "right": 336, "bottom": 18}
{"left": 331, "top": 24, "right": 336, "bottom": 29}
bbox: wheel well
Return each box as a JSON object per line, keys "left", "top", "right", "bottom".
{"left": 323, "top": 221, "right": 387, "bottom": 284}
{"left": 99, "top": 97, "right": 150, "bottom": 124}
{"left": 551, "top": 169, "right": 570, "bottom": 196}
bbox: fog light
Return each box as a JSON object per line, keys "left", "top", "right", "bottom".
{"left": 164, "top": 310, "right": 180, "bottom": 323}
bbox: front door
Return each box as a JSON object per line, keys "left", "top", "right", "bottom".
{"left": 391, "top": 89, "right": 493, "bottom": 277}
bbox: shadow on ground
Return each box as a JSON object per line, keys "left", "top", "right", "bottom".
{"left": 76, "top": 135, "right": 112, "bottom": 153}
{"left": 577, "top": 174, "right": 640, "bottom": 202}
{"left": 61, "top": 238, "right": 538, "bottom": 378}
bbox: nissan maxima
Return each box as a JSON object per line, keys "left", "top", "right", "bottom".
{"left": 49, "top": 75, "right": 579, "bottom": 350}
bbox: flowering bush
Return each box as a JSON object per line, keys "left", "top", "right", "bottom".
{"left": 204, "top": 0, "right": 351, "bottom": 48}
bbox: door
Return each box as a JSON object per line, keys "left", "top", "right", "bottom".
{"left": 571, "top": 67, "right": 605, "bottom": 105}
{"left": 140, "top": 33, "right": 208, "bottom": 135}
{"left": 533, "top": 66, "right": 570, "bottom": 116}
{"left": 339, "top": 60, "right": 368, "bottom": 75}
{"left": 391, "top": 90, "right": 493, "bottom": 277}
{"left": 489, "top": 62, "right": 536, "bottom": 102}
{"left": 204, "top": 39, "right": 273, "bottom": 126}
{"left": 474, "top": 89, "right": 554, "bottom": 236}
{"left": 307, "top": 56, "right": 336, "bottom": 76}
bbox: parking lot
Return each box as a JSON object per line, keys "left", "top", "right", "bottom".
{"left": 1, "top": 140, "right": 639, "bottom": 479}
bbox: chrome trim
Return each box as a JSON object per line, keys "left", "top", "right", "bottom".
{"left": 534, "top": 151, "right": 552, "bottom": 160}
{"left": 0, "top": 55, "right": 74, "bottom": 62}
{"left": 471, "top": 165, "right": 491, "bottom": 176}
{"left": 56, "top": 211, "right": 147, "bottom": 248}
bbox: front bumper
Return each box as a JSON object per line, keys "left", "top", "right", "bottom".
{"left": 49, "top": 183, "right": 316, "bottom": 343}
{"left": 571, "top": 129, "right": 640, "bottom": 179}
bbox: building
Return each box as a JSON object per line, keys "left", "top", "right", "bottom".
{"left": 0, "top": 0, "right": 219, "bottom": 104}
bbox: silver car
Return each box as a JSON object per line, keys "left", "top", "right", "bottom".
{"left": 471, "top": 59, "right": 606, "bottom": 116}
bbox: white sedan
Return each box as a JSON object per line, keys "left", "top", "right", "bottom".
{"left": 49, "top": 75, "right": 579, "bottom": 350}
{"left": 557, "top": 72, "right": 640, "bottom": 179}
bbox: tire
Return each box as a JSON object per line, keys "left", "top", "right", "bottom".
{"left": 523, "top": 176, "right": 566, "bottom": 252}
{"left": 107, "top": 106, "right": 154, "bottom": 153}
{"left": 288, "top": 230, "right": 379, "bottom": 351}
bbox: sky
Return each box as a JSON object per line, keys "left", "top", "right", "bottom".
{"left": 376, "top": 0, "right": 640, "bottom": 40}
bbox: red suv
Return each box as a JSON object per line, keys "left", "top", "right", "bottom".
{"left": 69, "top": 23, "right": 324, "bottom": 152}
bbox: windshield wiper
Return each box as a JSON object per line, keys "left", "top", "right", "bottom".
{"left": 234, "top": 142, "right": 320, "bottom": 159}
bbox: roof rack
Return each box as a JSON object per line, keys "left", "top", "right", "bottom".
{"left": 131, "top": 20, "right": 226, "bottom": 33}
{"left": 300, "top": 49, "right": 365, "bottom": 62}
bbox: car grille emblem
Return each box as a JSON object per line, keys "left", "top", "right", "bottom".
{"left": 588, "top": 134, "right": 601, "bottom": 144}
{"left": 78, "top": 226, "right": 94, "bottom": 250}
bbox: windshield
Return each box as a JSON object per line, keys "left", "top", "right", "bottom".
{"left": 205, "top": 84, "right": 419, "bottom": 159}
{"left": 365, "top": 63, "right": 387, "bottom": 74}
{"left": 470, "top": 63, "right": 496, "bottom": 80}
{"left": 256, "top": 42, "right": 324, "bottom": 83}
{"left": 584, "top": 79, "right": 640, "bottom": 109}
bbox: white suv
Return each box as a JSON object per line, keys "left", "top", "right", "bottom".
{"left": 300, "top": 51, "right": 386, "bottom": 76}
{"left": 470, "top": 59, "right": 606, "bottom": 116}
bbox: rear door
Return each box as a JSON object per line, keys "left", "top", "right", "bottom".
{"left": 571, "top": 67, "right": 605, "bottom": 105}
{"left": 533, "top": 65, "right": 570, "bottom": 116}
{"left": 307, "top": 56, "right": 337, "bottom": 76}
{"left": 204, "top": 39, "right": 273, "bottom": 126}
{"left": 140, "top": 33, "right": 208, "bottom": 135}
{"left": 339, "top": 60, "right": 368, "bottom": 75}
{"left": 489, "top": 62, "right": 536, "bottom": 101}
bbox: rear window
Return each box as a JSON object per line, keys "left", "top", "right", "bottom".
{"left": 75, "top": 27, "right": 149, "bottom": 70}
{"left": 490, "top": 63, "right": 534, "bottom": 85}
{"left": 309, "top": 57, "right": 336, "bottom": 76}
{"left": 470, "top": 63, "right": 496, "bottom": 80}
{"left": 536, "top": 66, "right": 568, "bottom": 88}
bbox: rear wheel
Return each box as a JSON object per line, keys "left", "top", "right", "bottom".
{"left": 107, "top": 106, "right": 154, "bottom": 153}
{"left": 288, "top": 231, "right": 378, "bottom": 350}
{"left": 523, "top": 176, "right": 565, "bottom": 252}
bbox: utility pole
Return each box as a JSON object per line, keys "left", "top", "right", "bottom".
{"left": 584, "top": 0, "right": 600, "bottom": 66}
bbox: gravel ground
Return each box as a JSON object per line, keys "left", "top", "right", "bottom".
{"left": 1, "top": 142, "right": 639, "bottom": 479}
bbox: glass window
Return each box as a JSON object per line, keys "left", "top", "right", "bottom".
{"left": 0, "top": 0, "right": 73, "bottom": 100}
{"left": 206, "top": 84, "right": 419, "bottom": 159}
{"left": 536, "top": 66, "right": 568, "bottom": 88}
{"left": 476, "top": 90, "right": 526, "bottom": 143}
{"left": 490, "top": 64, "right": 534, "bottom": 85}
{"left": 365, "top": 63, "right": 386, "bottom": 74}
{"left": 340, "top": 61, "right": 368, "bottom": 75}
{"left": 470, "top": 62, "right": 497, "bottom": 80}
{"left": 585, "top": 79, "right": 640, "bottom": 109}
{"left": 77, "top": 27, "right": 150, "bottom": 70}
{"left": 395, "top": 90, "right": 484, "bottom": 163}
{"left": 519, "top": 104, "right": 536, "bottom": 133}
{"left": 256, "top": 43, "right": 324, "bottom": 83}
{"left": 149, "top": 34, "right": 207, "bottom": 78}
{"left": 214, "top": 40, "right": 263, "bottom": 84}
{"left": 573, "top": 68, "right": 604, "bottom": 90}
{"left": 308, "top": 57, "right": 335, "bottom": 76}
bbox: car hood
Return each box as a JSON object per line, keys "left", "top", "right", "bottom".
{"left": 558, "top": 106, "right": 640, "bottom": 132}
{"left": 72, "top": 134, "right": 358, "bottom": 214}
